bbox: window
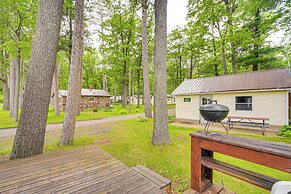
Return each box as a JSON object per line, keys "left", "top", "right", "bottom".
{"left": 235, "top": 96, "right": 252, "bottom": 111}
{"left": 184, "top": 98, "right": 191, "bottom": 102}
{"left": 89, "top": 97, "right": 95, "bottom": 102}
{"left": 202, "top": 97, "right": 212, "bottom": 105}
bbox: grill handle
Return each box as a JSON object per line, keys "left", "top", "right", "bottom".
{"left": 211, "top": 100, "right": 218, "bottom": 104}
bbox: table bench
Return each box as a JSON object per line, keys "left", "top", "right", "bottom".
{"left": 188, "top": 131, "right": 291, "bottom": 193}
{"left": 227, "top": 116, "right": 270, "bottom": 135}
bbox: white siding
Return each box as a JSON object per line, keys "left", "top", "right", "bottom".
{"left": 213, "top": 91, "right": 288, "bottom": 126}
{"left": 175, "top": 90, "right": 288, "bottom": 126}
{"left": 176, "top": 95, "right": 200, "bottom": 121}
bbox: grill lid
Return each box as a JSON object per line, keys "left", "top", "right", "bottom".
{"left": 199, "top": 104, "right": 229, "bottom": 112}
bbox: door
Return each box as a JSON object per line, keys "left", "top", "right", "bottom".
{"left": 200, "top": 95, "right": 212, "bottom": 124}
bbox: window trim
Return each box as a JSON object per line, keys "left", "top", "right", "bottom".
{"left": 184, "top": 98, "right": 191, "bottom": 102}
{"left": 89, "top": 97, "right": 95, "bottom": 102}
{"left": 235, "top": 96, "right": 252, "bottom": 111}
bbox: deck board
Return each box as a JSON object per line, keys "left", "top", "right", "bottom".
{"left": 0, "top": 145, "right": 162, "bottom": 194}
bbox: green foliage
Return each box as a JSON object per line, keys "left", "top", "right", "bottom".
{"left": 119, "top": 109, "right": 128, "bottom": 114}
{"left": 103, "top": 107, "right": 114, "bottom": 112}
{"left": 82, "top": 49, "right": 102, "bottom": 89}
{"left": 0, "top": 92, "right": 3, "bottom": 103}
{"left": 137, "top": 116, "right": 149, "bottom": 122}
{"left": 168, "top": 114, "right": 175, "bottom": 123}
{"left": 98, "top": 0, "right": 154, "bottom": 98}
{"left": 278, "top": 125, "right": 291, "bottom": 138}
{"left": 135, "top": 108, "right": 141, "bottom": 113}
{"left": 92, "top": 108, "right": 98, "bottom": 112}
{"left": 172, "top": 0, "right": 288, "bottom": 81}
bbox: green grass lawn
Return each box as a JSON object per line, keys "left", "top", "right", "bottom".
{"left": 92, "top": 119, "right": 291, "bottom": 194}
{"left": 0, "top": 103, "right": 176, "bottom": 129}
{"left": 1, "top": 114, "right": 287, "bottom": 193}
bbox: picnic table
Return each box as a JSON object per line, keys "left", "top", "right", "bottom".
{"left": 227, "top": 116, "right": 270, "bottom": 135}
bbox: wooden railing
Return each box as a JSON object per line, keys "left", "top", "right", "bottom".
{"left": 190, "top": 131, "right": 291, "bottom": 193}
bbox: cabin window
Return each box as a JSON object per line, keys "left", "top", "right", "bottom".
{"left": 89, "top": 97, "right": 95, "bottom": 102}
{"left": 184, "top": 98, "right": 191, "bottom": 102}
{"left": 235, "top": 96, "right": 252, "bottom": 111}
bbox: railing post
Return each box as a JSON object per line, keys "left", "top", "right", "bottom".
{"left": 191, "top": 136, "right": 202, "bottom": 191}
{"left": 191, "top": 136, "right": 213, "bottom": 192}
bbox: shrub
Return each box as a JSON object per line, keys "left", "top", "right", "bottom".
{"left": 119, "top": 109, "right": 128, "bottom": 114}
{"left": 92, "top": 108, "right": 98, "bottom": 112}
{"left": 278, "top": 125, "right": 291, "bottom": 138}
{"left": 168, "top": 114, "right": 176, "bottom": 123}
{"left": 103, "top": 107, "right": 113, "bottom": 112}
{"left": 137, "top": 116, "right": 149, "bottom": 122}
{"left": 135, "top": 108, "right": 141, "bottom": 113}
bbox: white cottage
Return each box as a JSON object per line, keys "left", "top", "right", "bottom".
{"left": 130, "top": 95, "right": 175, "bottom": 105}
{"left": 172, "top": 68, "right": 291, "bottom": 126}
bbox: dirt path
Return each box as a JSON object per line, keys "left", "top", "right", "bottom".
{"left": 0, "top": 113, "right": 145, "bottom": 138}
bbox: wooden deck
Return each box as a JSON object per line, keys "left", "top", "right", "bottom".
{"left": 0, "top": 146, "right": 163, "bottom": 194}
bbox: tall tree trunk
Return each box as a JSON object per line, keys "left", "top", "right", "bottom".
{"left": 52, "top": 63, "right": 60, "bottom": 116}
{"left": 252, "top": 8, "right": 261, "bottom": 71}
{"left": 9, "top": 59, "right": 15, "bottom": 116}
{"left": 122, "top": 61, "right": 127, "bottom": 108}
{"left": 13, "top": 46, "right": 20, "bottom": 122}
{"left": 224, "top": 0, "right": 236, "bottom": 74}
{"left": 61, "top": 0, "right": 85, "bottom": 145}
{"left": 211, "top": 35, "right": 219, "bottom": 76}
{"left": 253, "top": 45, "right": 259, "bottom": 71}
{"left": 68, "top": 8, "right": 73, "bottom": 68}
{"left": 128, "top": 66, "right": 131, "bottom": 113}
{"left": 2, "top": 78, "right": 10, "bottom": 110}
{"left": 137, "top": 59, "right": 141, "bottom": 108}
{"left": 102, "top": 73, "right": 108, "bottom": 92}
{"left": 190, "top": 54, "right": 193, "bottom": 79}
{"left": 179, "top": 54, "right": 182, "bottom": 82}
{"left": 231, "top": 42, "right": 236, "bottom": 74}
{"left": 10, "top": 0, "right": 64, "bottom": 160}
{"left": 214, "top": 64, "right": 219, "bottom": 76}
{"left": 142, "top": 0, "right": 152, "bottom": 118}
{"left": 114, "top": 82, "right": 117, "bottom": 103}
{"left": 221, "top": 44, "right": 228, "bottom": 75}
{"left": 77, "top": 65, "right": 83, "bottom": 115}
{"left": 19, "top": 60, "right": 25, "bottom": 108}
{"left": 152, "top": 0, "right": 169, "bottom": 145}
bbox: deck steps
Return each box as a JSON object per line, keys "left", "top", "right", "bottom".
{"left": 132, "top": 165, "right": 172, "bottom": 192}
{"left": 183, "top": 184, "right": 235, "bottom": 194}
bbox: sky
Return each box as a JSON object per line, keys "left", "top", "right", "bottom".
{"left": 166, "top": 0, "right": 284, "bottom": 45}
{"left": 89, "top": 0, "right": 284, "bottom": 47}
{"left": 167, "top": 0, "right": 188, "bottom": 32}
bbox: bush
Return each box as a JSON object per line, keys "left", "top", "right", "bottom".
{"left": 278, "top": 125, "right": 291, "bottom": 138}
{"left": 135, "top": 108, "right": 141, "bottom": 113}
{"left": 103, "top": 107, "right": 113, "bottom": 112}
{"left": 119, "top": 109, "right": 128, "bottom": 114}
{"left": 137, "top": 116, "right": 149, "bottom": 122}
{"left": 168, "top": 114, "right": 176, "bottom": 123}
{"left": 92, "top": 108, "right": 98, "bottom": 112}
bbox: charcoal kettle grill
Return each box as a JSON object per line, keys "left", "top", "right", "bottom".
{"left": 199, "top": 100, "right": 230, "bottom": 132}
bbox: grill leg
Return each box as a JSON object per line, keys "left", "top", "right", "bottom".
{"left": 220, "top": 122, "right": 228, "bottom": 134}
{"left": 204, "top": 121, "right": 210, "bottom": 131}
